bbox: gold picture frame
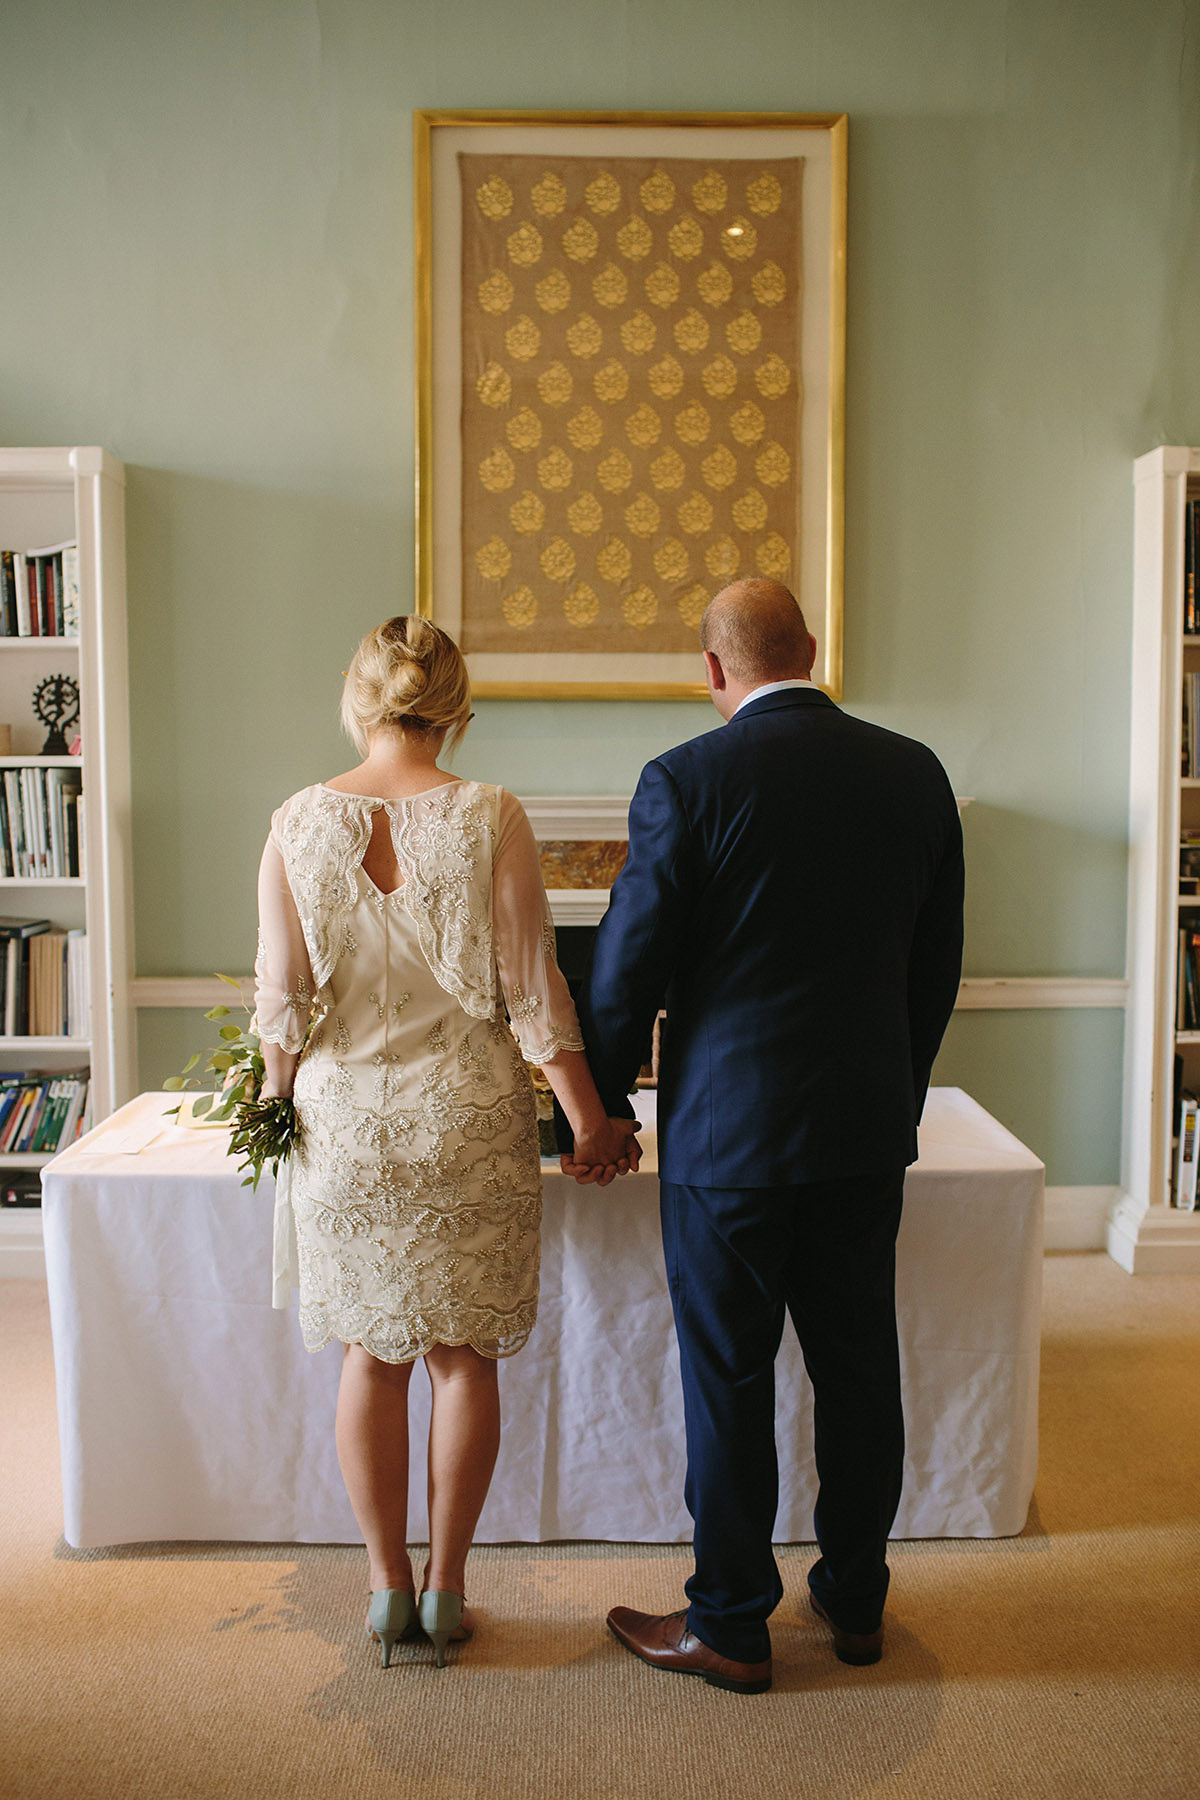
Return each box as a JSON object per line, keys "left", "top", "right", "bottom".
{"left": 415, "top": 110, "right": 846, "bottom": 699}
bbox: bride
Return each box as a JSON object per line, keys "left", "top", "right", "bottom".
{"left": 254, "top": 614, "right": 638, "bottom": 1667}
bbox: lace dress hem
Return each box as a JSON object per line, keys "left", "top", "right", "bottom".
{"left": 299, "top": 1298, "right": 537, "bottom": 1363}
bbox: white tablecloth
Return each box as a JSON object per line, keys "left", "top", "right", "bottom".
{"left": 42, "top": 1087, "right": 1043, "bottom": 1550}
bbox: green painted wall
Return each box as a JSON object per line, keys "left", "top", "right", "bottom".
{"left": 3, "top": 0, "right": 1199, "bottom": 1181}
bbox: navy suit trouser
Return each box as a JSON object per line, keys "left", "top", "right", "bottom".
{"left": 659, "top": 1170, "right": 907, "bottom": 1664}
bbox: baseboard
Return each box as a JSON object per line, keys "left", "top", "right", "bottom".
{"left": 1044, "top": 1186, "right": 1121, "bottom": 1252}
{"left": 0, "top": 1209, "right": 44, "bottom": 1278}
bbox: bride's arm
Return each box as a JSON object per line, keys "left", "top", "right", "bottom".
{"left": 254, "top": 815, "right": 315, "bottom": 1099}
{"left": 492, "top": 790, "right": 638, "bottom": 1180}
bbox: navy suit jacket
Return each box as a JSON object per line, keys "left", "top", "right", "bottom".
{"left": 575, "top": 687, "right": 965, "bottom": 1187}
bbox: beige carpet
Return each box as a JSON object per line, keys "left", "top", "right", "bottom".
{"left": 2, "top": 1254, "right": 1198, "bottom": 1800}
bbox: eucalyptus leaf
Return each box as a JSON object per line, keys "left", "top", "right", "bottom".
{"left": 210, "top": 1052, "right": 234, "bottom": 1072}
{"left": 204, "top": 1005, "right": 231, "bottom": 1021}
{"left": 218, "top": 1025, "right": 242, "bottom": 1041}
{"left": 182, "top": 1053, "right": 201, "bottom": 1073}
{"left": 163, "top": 1075, "right": 185, "bottom": 1091}
{"left": 193, "top": 1093, "right": 214, "bottom": 1116}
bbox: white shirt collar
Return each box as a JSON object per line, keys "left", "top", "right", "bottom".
{"left": 731, "top": 676, "right": 814, "bottom": 718}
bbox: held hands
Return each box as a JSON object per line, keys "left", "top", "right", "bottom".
{"left": 561, "top": 1116, "right": 642, "bottom": 1187}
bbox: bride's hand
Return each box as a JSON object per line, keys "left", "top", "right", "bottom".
{"left": 561, "top": 1117, "right": 641, "bottom": 1186}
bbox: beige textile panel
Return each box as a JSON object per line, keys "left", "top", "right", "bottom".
{"left": 459, "top": 152, "right": 803, "bottom": 655}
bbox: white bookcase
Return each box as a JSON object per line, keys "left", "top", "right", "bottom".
{"left": 0, "top": 448, "right": 135, "bottom": 1273}
{"left": 1111, "top": 446, "right": 1200, "bottom": 1272}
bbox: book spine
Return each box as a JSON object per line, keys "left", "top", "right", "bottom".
{"left": 1177, "top": 1097, "right": 1199, "bottom": 1208}
{"left": 61, "top": 545, "right": 80, "bottom": 639}
{"left": 13, "top": 555, "right": 29, "bottom": 636}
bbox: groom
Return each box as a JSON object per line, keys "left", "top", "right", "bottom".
{"left": 564, "top": 579, "right": 964, "bottom": 1694}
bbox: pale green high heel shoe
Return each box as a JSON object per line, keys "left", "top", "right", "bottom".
{"left": 419, "top": 1590, "right": 468, "bottom": 1668}
{"left": 366, "top": 1589, "right": 416, "bottom": 1669}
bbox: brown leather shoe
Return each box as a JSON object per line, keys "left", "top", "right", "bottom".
{"left": 808, "top": 1594, "right": 883, "bottom": 1665}
{"left": 607, "top": 1607, "right": 771, "bottom": 1694}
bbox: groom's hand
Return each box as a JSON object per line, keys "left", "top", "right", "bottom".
{"left": 561, "top": 1117, "right": 641, "bottom": 1186}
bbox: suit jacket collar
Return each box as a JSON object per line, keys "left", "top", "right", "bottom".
{"left": 732, "top": 686, "right": 838, "bottom": 721}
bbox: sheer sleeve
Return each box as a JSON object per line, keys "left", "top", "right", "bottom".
{"left": 492, "top": 789, "right": 585, "bottom": 1064}
{"left": 254, "top": 810, "right": 317, "bottom": 1053}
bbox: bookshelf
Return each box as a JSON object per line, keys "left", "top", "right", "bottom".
{"left": 1112, "top": 446, "right": 1200, "bottom": 1271}
{"left": 0, "top": 449, "right": 135, "bottom": 1272}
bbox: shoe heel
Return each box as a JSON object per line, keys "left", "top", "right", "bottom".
{"left": 419, "top": 1590, "right": 464, "bottom": 1668}
{"left": 367, "top": 1589, "right": 415, "bottom": 1669}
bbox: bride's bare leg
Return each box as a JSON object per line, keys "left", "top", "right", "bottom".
{"left": 335, "top": 1342, "right": 416, "bottom": 1593}
{"left": 423, "top": 1342, "right": 501, "bottom": 1604}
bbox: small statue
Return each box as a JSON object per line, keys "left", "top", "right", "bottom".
{"left": 32, "top": 674, "right": 80, "bottom": 756}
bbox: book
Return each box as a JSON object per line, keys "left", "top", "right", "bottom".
{"left": 1175, "top": 1096, "right": 1198, "bottom": 1207}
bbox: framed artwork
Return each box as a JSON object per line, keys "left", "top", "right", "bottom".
{"left": 414, "top": 111, "right": 846, "bottom": 699}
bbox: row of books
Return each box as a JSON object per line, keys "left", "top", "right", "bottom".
{"left": 1185, "top": 500, "right": 1200, "bottom": 635}
{"left": 0, "top": 543, "right": 79, "bottom": 639}
{"left": 1177, "top": 917, "right": 1200, "bottom": 1030}
{"left": 0, "top": 765, "right": 83, "bottom": 879}
{"left": 0, "top": 920, "right": 88, "bottom": 1038}
{"left": 0, "top": 1071, "right": 89, "bottom": 1156}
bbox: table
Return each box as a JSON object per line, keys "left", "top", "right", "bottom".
{"left": 42, "top": 1088, "right": 1043, "bottom": 1550}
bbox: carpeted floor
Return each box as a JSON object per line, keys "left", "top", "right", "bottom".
{"left": 2, "top": 1254, "right": 1199, "bottom": 1800}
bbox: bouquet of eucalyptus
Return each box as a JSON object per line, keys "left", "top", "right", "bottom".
{"left": 164, "top": 974, "right": 300, "bottom": 1189}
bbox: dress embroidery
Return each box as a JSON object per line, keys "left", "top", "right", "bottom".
{"left": 257, "top": 780, "right": 581, "bottom": 1363}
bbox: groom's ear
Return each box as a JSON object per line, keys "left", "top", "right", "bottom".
{"left": 703, "top": 649, "right": 727, "bottom": 692}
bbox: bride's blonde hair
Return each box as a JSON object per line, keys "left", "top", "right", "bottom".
{"left": 340, "top": 615, "right": 472, "bottom": 755}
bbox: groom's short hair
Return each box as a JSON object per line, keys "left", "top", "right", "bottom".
{"left": 699, "top": 580, "right": 812, "bottom": 684}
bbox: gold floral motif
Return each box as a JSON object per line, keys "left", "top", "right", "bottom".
{"left": 475, "top": 175, "right": 513, "bottom": 219}
{"left": 755, "top": 533, "right": 791, "bottom": 578}
{"left": 678, "top": 583, "right": 710, "bottom": 627}
{"left": 567, "top": 491, "right": 604, "bottom": 535}
{"left": 640, "top": 169, "right": 676, "bottom": 213}
{"left": 623, "top": 585, "right": 659, "bottom": 629}
{"left": 531, "top": 172, "right": 568, "bottom": 217}
{"left": 537, "top": 445, "right": 574, "bottom": 490}
{"left": 624, "top": 403, "right": 662, "bottom": 447}
{"left": 650, "top": 445, "right": 686, "bottom": 490}
{"left": 705, "top": 536, "right": 740, "bottom": 578}
{"left": 654, "top": 538, "right": 689, "bottom": 582}
{"left": 564, "top": 581, "right": 600, "bottom": 625}
{"left": 597, "top": 449, "right": 633, "bottom": 493}
{"left": 507, "top": 222, "right": 544, "bottom": 267}
{"left": 678, "top": 491, "right": 715, "bottom": 535}
{"left": 508, "top": 490, "right": 546, "bottom": 534}
{"left": 593, "top": 358, "right": 629, "bottom": 403}
{"left": 754, "top": 353, "right": 791, "bottom": 399}
{"left": 505, "top": 407, "right": 543, "bottom": 450}
{"left": 478, "top": 445, "right": 516, "bottom": 492}
{"left": 756, "top": 441, "right": 791, "bottom": 487}
{"left": 645, "top": 262, "right": 681, "bottom": 308}
{"left": 701, "top": 354, "right": 738, "bottom": 399}
{"left": 648, "top": 353, "right": 685, "bottom": 399}
{"left": 585, "top": 171, "right": 622, "bottom": 215}
{"left": 722, "top": 217, "right": 757, "bottom": 261}
{"left": 730, "top": 401, "right": 766, "bottom": 445}
{"left": 592, "top": 262, "right": 628, "bottom": 309}
{"left": 675, "top": 400, "right": 711, "bottom": 445}
{"left": 476, "top": 362, "right": 511, "bottom": 408}
{"left": 536, "top": 361, "right": 573, "bottom": 407}
{"left": 732, "top": 488, "right": 769, "bottom": 532}
{"left": 620, "top": 310, "right": 657, "bottom": 355}
{"left": 539, "top": 536, "right": 575, "bottom": 582}
{"left": 565, "top": 313, "right": 603, "bottom": 358}
{"left": 535, "top": 267, "right": 572, "bottom": 313}
{"left": 726, "top": 310, "right": 763, "bottom": 354}
{"left": 746, "top": 171, "right": 783, "bottom": 215}
{"left": 692, "top": 169, "right": 728, "bottom": 214}
{"left": 701, "top": 444, "right": 738, "bottom": 490}
{"left": 674, "top": 308, "right": 710, "bottom": 354}
{"left": 502, "top": 586, "right": 537, "bottom": 629}
{"left": 478, "top": 270, "right": 514, "bottom": 314}
{"left": 566, "top": 405, "right": 603, "bottom": 449}
{"left": 668, "top": 214, "right": 704, "bottom": 260}
{"left": 562, "top": 217, "right": 600, "bottom": 262}
{"left": 624, "top": 491, "right": 661, "bottom": 538}
{"left": 697, "top": 261, "right": 734, "bottom": 307}
{"left": 505, "top": 315, "right": 541, "bottom": 361}
{"left": 751, "top": 260, "right": 787, "bottom": 306}
{"left": 474, "top": 535, "right": 511, "bottom": 580}
{"left": 596, "top": 536, "right": 632, "bottom": 583}
{"left": 616, "top": 216, "right": 653, "bottom": 261}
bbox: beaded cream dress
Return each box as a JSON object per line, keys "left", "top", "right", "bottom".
{"left": 254, "top": 779, "right": 583, "bottom": 1363}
